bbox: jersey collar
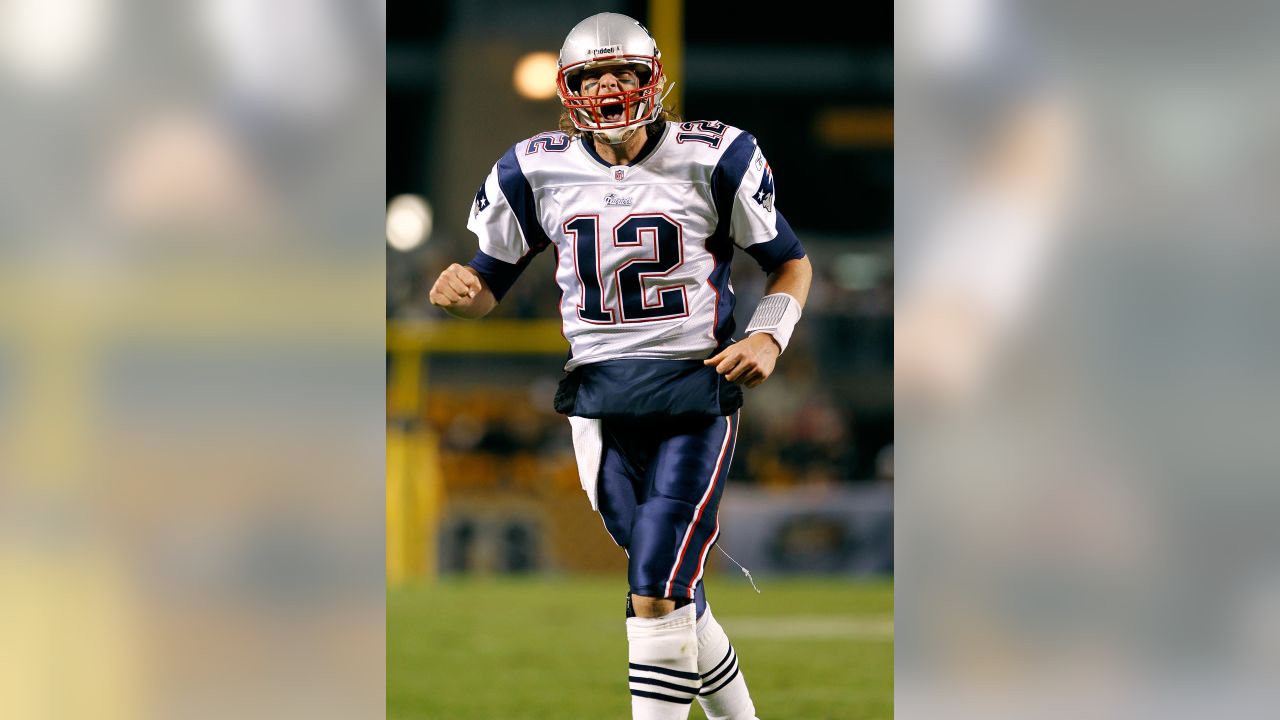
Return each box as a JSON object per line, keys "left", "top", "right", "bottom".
{"left": 580, "top": 121, "right": 668, "bottom": 170}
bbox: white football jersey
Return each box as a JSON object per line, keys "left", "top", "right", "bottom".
{"left": 466, "top": 120, "right": 803, "bottom": 371}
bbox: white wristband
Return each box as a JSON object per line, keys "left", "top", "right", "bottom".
{"left": 744, "top": 292, "right": 802, "bottom": 353}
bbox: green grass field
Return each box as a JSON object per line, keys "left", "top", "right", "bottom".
{"left": 388, "top": 576, "right": 893, "bottom": 719}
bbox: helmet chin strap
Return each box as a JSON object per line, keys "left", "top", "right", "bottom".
{"left": 596, "top": 125, "right": 642, "bottom": 145}
{"left": 656, "top": 80, "right": 676, "bottom": 109}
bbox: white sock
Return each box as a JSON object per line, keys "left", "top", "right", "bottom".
{"left": 696, "top": 605, "right": 759, "bottom": 720}
{"left": 627, "top": 603, "right": 700, "bottom": 719}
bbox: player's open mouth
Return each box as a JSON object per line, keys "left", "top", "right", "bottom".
{"left": 601, "top": 102, "right": 625, "bottom": 122}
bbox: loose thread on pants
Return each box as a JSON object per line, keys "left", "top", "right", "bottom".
{"left": 716, "top": 545, "right": 761, "bottom": 593}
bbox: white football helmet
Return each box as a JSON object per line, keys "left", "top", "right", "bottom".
{"left": 556, "top": 13, "right": 668, "bottom": 143}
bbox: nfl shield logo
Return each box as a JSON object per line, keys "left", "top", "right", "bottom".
{"left": 614, "top": 168, "right": 625, "bottom": 181}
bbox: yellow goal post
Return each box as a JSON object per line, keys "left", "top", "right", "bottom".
{"left": 385, "top": 319, "right": 566, "bottom": 585}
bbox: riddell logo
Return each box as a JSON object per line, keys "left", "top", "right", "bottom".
{"left": 604, "top": 193, "right": 633, "bottom": 206}
{"left": 590, "top": 46, "right": 621, "bottom": 56}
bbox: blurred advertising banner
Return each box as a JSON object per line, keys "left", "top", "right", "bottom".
{"left": 430, "top": 482, "right": 894, "bottom": 579}
{"left": 716, "top": 486, "right": 894, "bottom": 576}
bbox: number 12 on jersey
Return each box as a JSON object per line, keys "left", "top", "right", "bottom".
{"left": 565, "top": 214, "right": 689, "bottom": 324}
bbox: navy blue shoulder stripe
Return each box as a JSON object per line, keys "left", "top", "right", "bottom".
{"left": 743, "top": 210, "right": 807, "bottom": 273}
{"left": 710, "top": 132, "right": 758, "bottom": 222}
{"left": 496, "top": 145, "right": 552, "bottom": 253}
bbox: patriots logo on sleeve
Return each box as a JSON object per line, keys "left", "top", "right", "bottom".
{"left": 751, "top": 161, "right": 775, "bottom": 212}
{"left": 473, "top": 182, "right": 491, "bottom": 217}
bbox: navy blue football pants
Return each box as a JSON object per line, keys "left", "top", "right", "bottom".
{"left": 596, "top": 411, "right": 740, "bottom": 600}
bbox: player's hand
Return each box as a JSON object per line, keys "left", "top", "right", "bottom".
{"left": 429, "top": 263, "right": 483, "bottom": 308}
{"left": 704, "top": 334, "right": 780, "bottom": 388}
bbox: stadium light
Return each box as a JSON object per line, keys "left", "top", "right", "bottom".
{"left": 513, "top": 51, "right": 559, "bottom": 100}
{"left": 386, "top": 194, "right": 432, "bottom": 252}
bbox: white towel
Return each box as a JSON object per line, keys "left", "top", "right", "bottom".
{"left": 568, "top": 416, "right": 604, "bottom": 511}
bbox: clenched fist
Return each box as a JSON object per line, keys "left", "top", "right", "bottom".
{"left": 429, "top": 263, "right": 495, "bottom": 318}
{"left": 704, "top": 333, "right": 780, "bottom": 388}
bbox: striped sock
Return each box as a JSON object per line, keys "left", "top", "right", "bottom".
{"left": 626, "top": 603, "right": 700, "bottom": 719}
{"left": 696, "top": 605, "right": 759, "bottom": 720}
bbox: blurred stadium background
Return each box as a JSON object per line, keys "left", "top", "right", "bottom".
{"left": 386, "top": 1, "right": 893, "bottom": 717}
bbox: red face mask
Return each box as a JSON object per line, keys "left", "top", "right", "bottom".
{"left": 556, "top": 55, "right": 666, "bottom": 133}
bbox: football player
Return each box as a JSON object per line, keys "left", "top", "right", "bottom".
{"left": 429, "top": 12, "right": 812, "bottom": 720}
